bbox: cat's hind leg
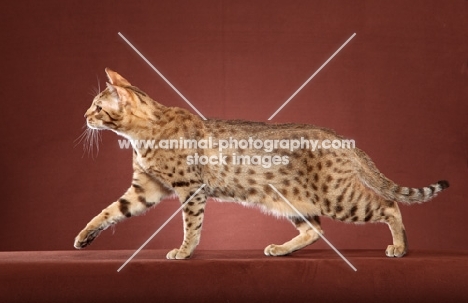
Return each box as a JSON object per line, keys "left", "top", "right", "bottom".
{"left": 382, "top": 203, "right": 408, "bottom": 257}
{"left": 264, "top": 216, "right": 323, "bottom": 256}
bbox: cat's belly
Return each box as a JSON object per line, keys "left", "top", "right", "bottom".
{"left": 206, "top": 186, "right": 322, "bottom": 218}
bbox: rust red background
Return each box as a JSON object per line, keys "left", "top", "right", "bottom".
{"left": 1, "top": 0, "right": 466, "bottom": 253}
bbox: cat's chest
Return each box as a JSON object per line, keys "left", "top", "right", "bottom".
{"left": 136, "top": 154, "right": 151, "bottom": 170}
{"left": 135, "top": 151, "right": 166, "bottom": 175}
{"left": 135, "top": 150, "right": 185, "bottom": 182}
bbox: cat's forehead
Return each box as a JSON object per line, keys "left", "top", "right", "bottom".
{"left": 93, "top": 89, "right": 109, "bottom": 101}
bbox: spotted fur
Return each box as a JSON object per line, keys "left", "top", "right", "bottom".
{"left": 74, "top": 68, "right": 449, "bottom": 259}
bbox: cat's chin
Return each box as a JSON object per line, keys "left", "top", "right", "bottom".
{"left": 87, "top": 123, "right": 105, "bottom": 130}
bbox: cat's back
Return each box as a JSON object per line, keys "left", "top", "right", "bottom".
{"left": 203, "top": 118, "right": 342, "bottom": 141}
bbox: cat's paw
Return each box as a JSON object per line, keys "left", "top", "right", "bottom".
{"left": 385, "top": 245, "right": 407, "bottom": 258}
{"left": 74, "top": 228, "right": 103, "bottom": 249}
{"left": 166, "top": 248, "right": 191, "bottom": 260}
{"left": 264, "top": 244, "right": 291, "bottom": 256}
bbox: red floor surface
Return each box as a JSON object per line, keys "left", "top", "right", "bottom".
{"left": 2, "top": 249, "right": 467, "bottom": 302}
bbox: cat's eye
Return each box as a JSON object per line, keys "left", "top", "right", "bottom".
{"left": 96, "top": 105, "right": 102, "bottom": 113}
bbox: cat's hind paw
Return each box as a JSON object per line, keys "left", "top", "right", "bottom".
{"left": 166, "top": 248, "right": 192, "bottom": 260}
{"left": 385, "top": 245, "right": 407, "bottom": 258}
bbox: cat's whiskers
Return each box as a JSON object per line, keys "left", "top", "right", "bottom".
{"left": 74, "top": 125, "right": 102, "bottom": 159}
{"left": 73, "top": 125, "right": 89, "bottom": 147}
{"left": 88, "top": 76, "right": 102, "bottom": 97}
{"left": 87, "top": 128, "right": 102, "bottom": 159}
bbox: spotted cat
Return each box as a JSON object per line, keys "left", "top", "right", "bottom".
{"left": 74, "top": 68, "right": 449, "bottom": 259}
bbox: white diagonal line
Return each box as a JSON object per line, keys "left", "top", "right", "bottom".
{"left": 268, "top": 33, "right": 356, "bottom": 120}
{"left": 118, "top": 32, "right": 207, "bottom": 120}
{"left": 117, "top": 184, "right": 206, "bottom": 272}
{"left": 268, "top": 184, "right": 357, "bottom": 271}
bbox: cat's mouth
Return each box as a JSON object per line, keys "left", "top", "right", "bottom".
{"left": 86, "top": 119, "right": 104, "bottom": 130}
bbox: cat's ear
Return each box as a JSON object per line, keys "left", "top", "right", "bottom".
{"left": 107, "top": 82, "right": 130, "bottom": 98}
{"left": 106, "top": 83, "right": 130, "bottom": 109}
{"left": 105, "top": 68, "right": 131, "bottom": 86}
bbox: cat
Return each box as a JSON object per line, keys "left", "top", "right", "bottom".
{"left": 74, "top": 68, "right": 449, "bottom": 259}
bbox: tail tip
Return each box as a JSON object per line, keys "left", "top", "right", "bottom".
{"left": 437, "top": 180, "right": 450, "bottom": 190}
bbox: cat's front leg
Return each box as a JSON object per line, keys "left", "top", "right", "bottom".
{"left": 166, "top": 186, "right": 207, "bottom": 260}
{"left": 74, "top": 172, "right": 172, "bottom": 249}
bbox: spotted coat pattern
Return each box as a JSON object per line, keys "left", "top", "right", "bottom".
{"left": 74, "top": 69, "right": 449, "bottom": 259}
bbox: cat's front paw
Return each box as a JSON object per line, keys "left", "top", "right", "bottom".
{"left": 74, "top": 227, "right": 103, "bottom": 249}
{"left": 166, "top": 248, "right": 192, "bottom": 260}
{"left": 385, "top": 245, "right": 407, "bottom": 258}
{"left": 264, "top": 244, "right": 291, "bottom": 256}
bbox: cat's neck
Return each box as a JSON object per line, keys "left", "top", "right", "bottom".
{"left": 111, "top": 103, "right": 169, "bottom": 140}
{"left": 113, "top": 106, "right": 205, "bottom": 152}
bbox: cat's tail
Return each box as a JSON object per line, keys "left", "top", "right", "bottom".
{"left": 384, "top": 180, "right": 450, "bottom": 204}
{"left": 355, "top": 149, "right": 450, "bottom": 204}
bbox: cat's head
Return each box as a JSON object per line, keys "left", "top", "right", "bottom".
{"left": 85, "top": 68, "right": 154, "bottom": 134}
